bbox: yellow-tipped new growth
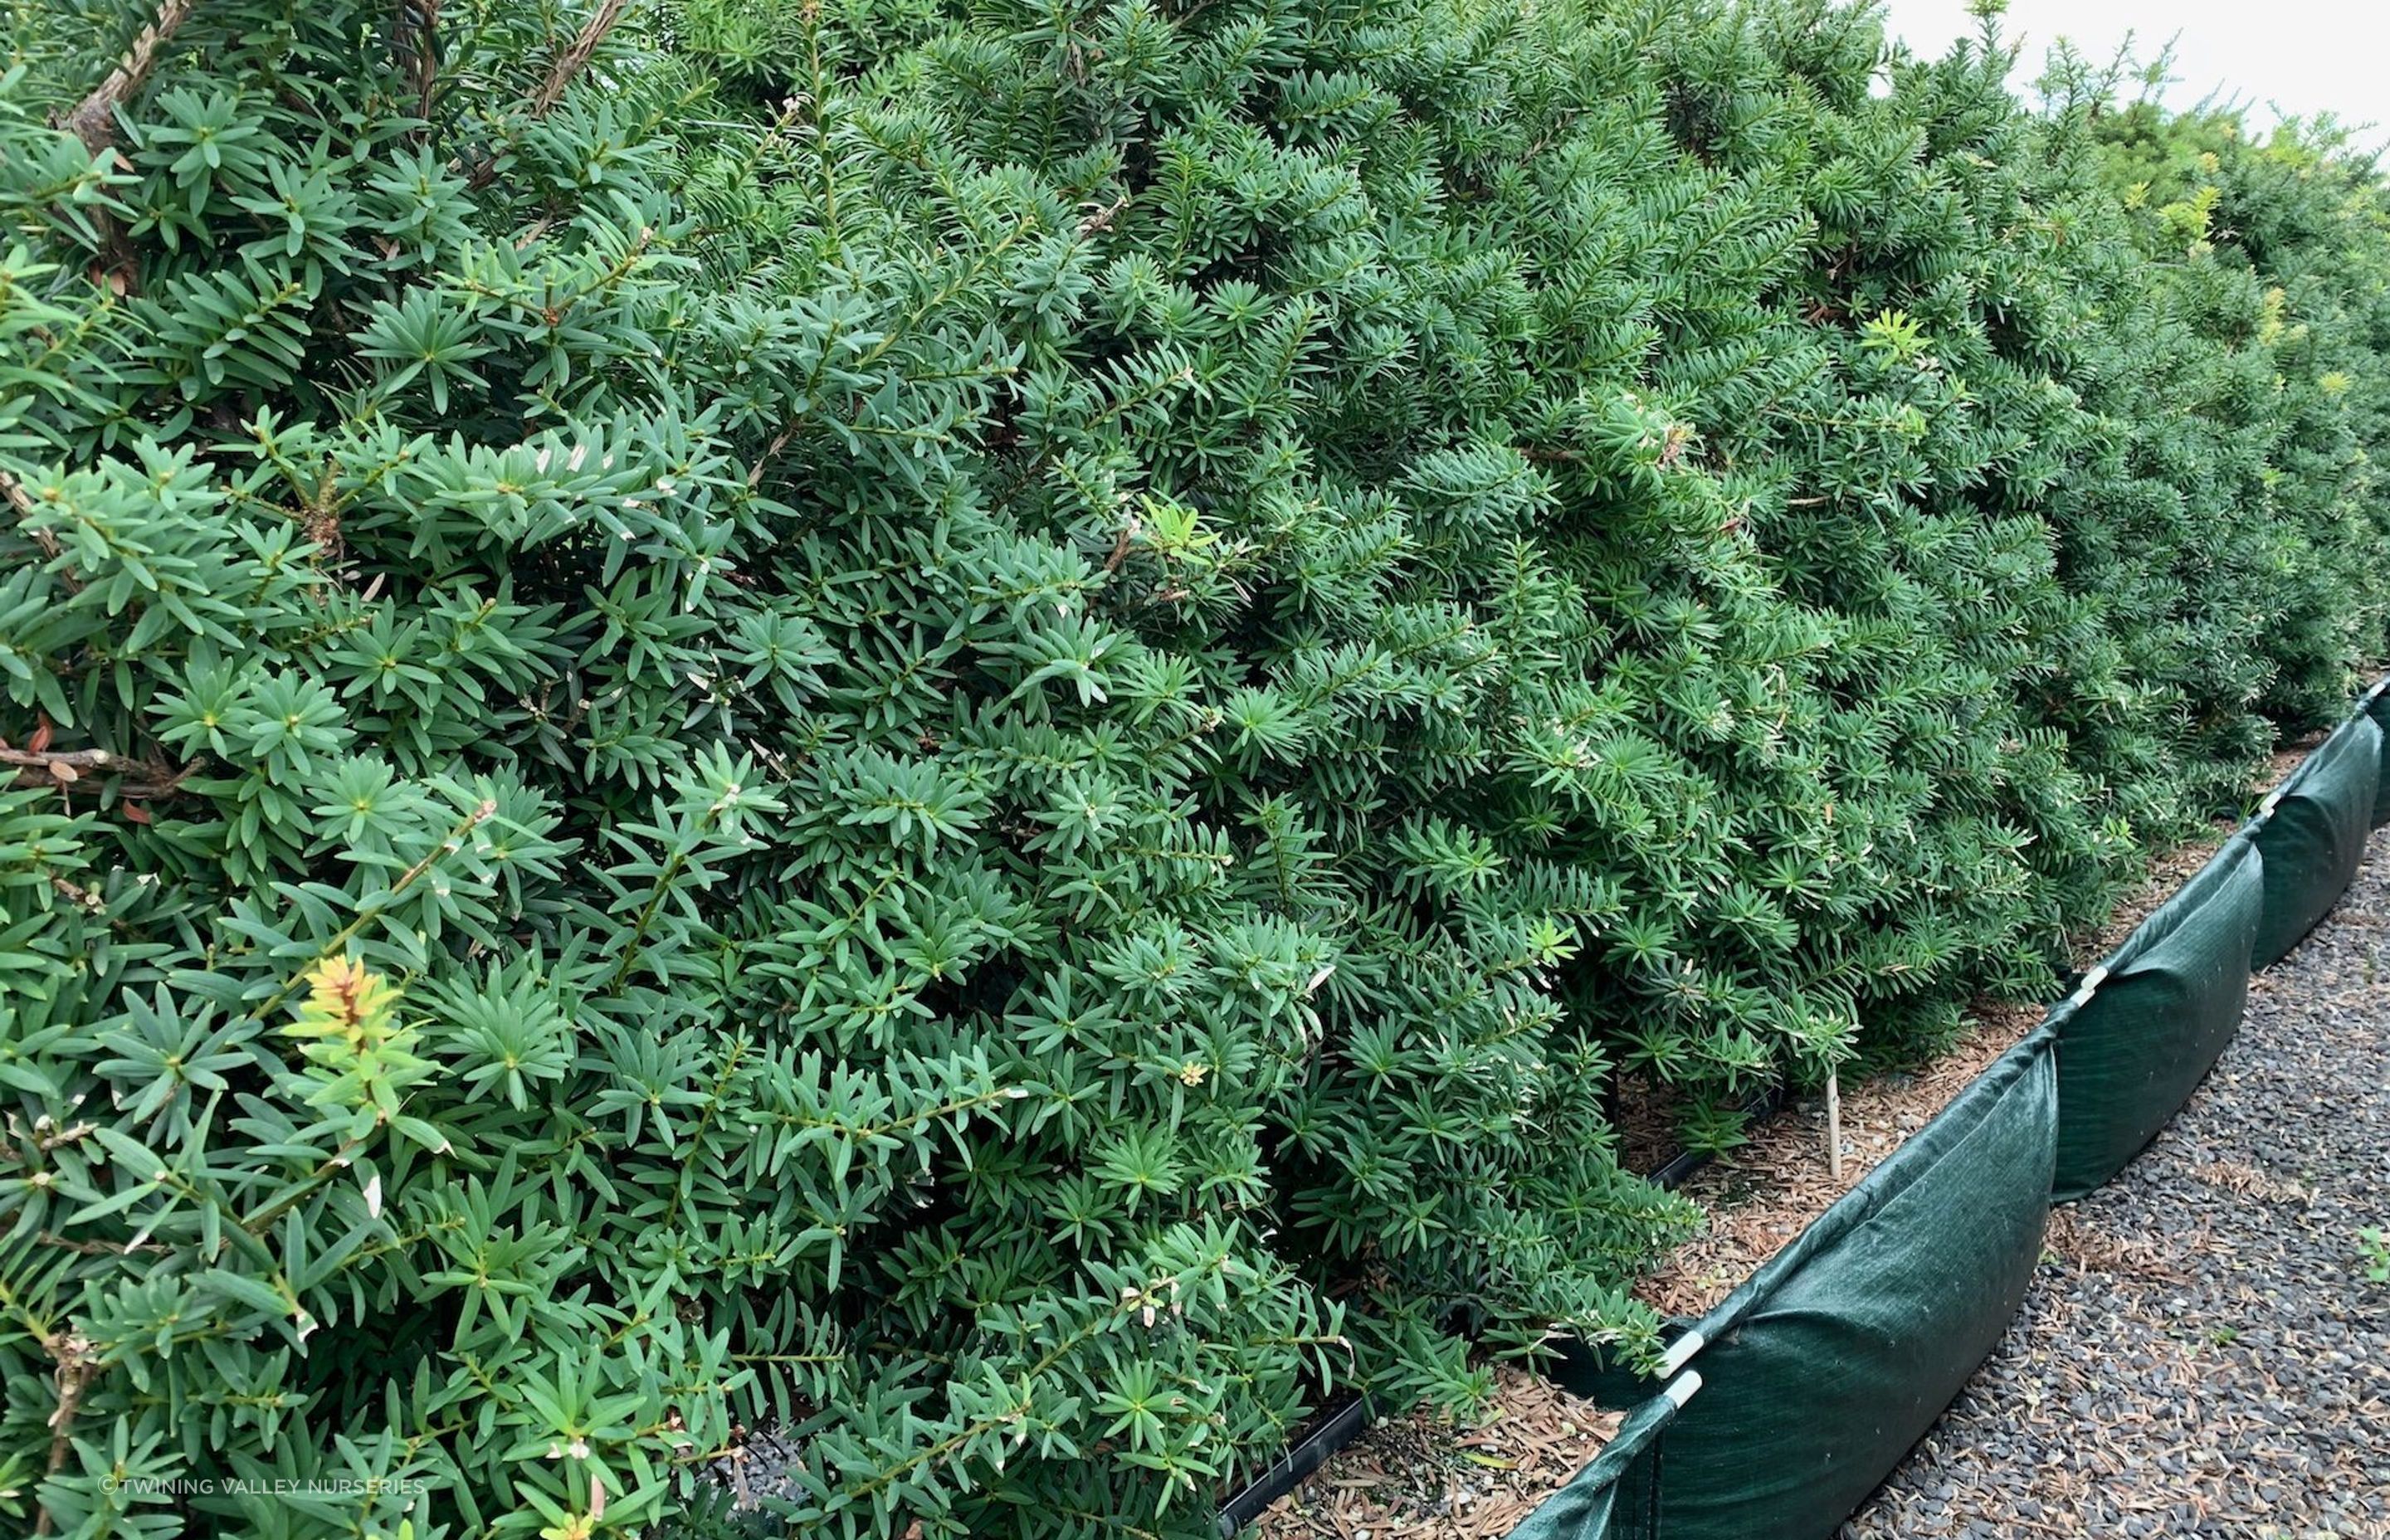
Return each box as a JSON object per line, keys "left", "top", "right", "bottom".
{"left": 283, "top": 957, "right": 433, "bottom": 1127}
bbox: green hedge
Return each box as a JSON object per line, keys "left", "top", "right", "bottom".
{"left": 1, "top": 1, "right": 2386, "bottom": 1537}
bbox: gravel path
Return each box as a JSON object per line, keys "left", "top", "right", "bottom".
{"left": 1842, "top": 829, "right": 2390, "bottom": 1540}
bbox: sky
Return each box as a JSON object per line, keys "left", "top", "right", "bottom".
{"left": 1876, "top": 0, "right": 2390, "bottom": 143}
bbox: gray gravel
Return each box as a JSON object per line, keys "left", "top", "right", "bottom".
{"left": 1842, "top": 827, "right": 2390, "bottom": 1540}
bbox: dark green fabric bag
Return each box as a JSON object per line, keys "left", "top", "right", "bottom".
{"left": 2251, "top": 711, "right": 2381, "bottom": 969}
{"left": 1503, "top": 1373, "right": 1694, "bottom": 1540}
{"left": 1607, "top": 1031, "right": 2057, "bottom": 1540}
{"left": 2045, "top": 835, "right": 2261, "bottom": 1201}
{"left": 2363, "top": 679, "right": 2390, "bottom": 827}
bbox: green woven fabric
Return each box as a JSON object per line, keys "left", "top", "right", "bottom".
{"left": 2251, "top": 712, "right": 2382, "bottom": 969}
{"left": 1502, "top": 1379, "right": 1680, "bottom": 1540}
{"left": 2363, "top": 680, "right": 2390, "bottom": 827}
{"left": 1608, "top": 1031, "right": 2057, "bottom": 1540}
{"left": 2046, "top": 835, "right": 2262, "bottom": 1201}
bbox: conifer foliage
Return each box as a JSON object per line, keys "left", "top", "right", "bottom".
{"left": 1, "top": 1, "right": 2386, "bottom": 1538}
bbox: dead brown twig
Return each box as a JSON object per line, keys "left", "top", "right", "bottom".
{"left": 1077, "top": 192, "right": 1131, "bottom": 239}
{"left": 0, "top": 465, "right": 68, "bottom": 558}
{"left": 0, "top": 470, "right": 69, "bottom": 575}
{"left": 0, "top": 746, "right": 196, "bottom": 802}
{"left": 32, "top": 1329, "right": 96, "bottom": 1538}
{"left": 747, "top": 425, "right": 796, "bottom": 490}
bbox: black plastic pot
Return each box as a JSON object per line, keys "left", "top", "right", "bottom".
{"left": 1216, "top": 1396, "right": 1372, "bottom": 1536}
{"left": 1645, "top": 1082, "right": 1786, "bottom": 1193}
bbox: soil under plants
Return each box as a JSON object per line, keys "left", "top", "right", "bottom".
{"left": 1248, "top": 1367, "right": 1625, "bottom": 1539}
{"left": 1634, "top": 998, "right": 2048, "bottom": 1318}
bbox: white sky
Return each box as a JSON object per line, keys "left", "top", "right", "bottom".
{"left": 1877, "top": 0, "right": 2390, "bottom": 142}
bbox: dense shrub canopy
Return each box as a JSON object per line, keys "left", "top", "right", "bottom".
{"left": 0, "top": 1, "right": 2384, "bottom": 1538}
{"left": 2090, "top": 95, "right": 2390, "bottom": 727}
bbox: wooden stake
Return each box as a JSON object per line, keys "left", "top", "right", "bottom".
{"left": 1824, "top": 1069, "right": 1844, "bottom": 1182}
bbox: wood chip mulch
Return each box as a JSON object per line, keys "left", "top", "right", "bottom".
{"left": 1612, "top": 1070, "right": 1685, "bottom": 1177}
{"left": 1249, "top": 1367, "right": 1624, "bottom": 1539}
{"left": 2075, "top": 829, "right": 2231, "bottom": 960}
{"left": 1634, "top": 997, "right": 2048, "bottom": 1318}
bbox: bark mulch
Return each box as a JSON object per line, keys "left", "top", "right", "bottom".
{"left": 1841, "top": 825, "right": 2390, "bottom": 1540}
{"left": 1247, "top": 1367, "right": 1623, "bottom": 1538}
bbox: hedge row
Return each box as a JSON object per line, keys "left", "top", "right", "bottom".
{"left": 0, "top": 0, "right": 2385, "bottom": 1537}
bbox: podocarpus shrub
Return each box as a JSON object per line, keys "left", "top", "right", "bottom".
{"left": 2, "top": 1, "right": 2388, "bottom": 1538}
{"left": 2090, "top": 98, "right": 2390, "bottom": 729}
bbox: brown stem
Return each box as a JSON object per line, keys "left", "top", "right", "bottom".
{"left": 56, "top": 0, "right": 200, "bottom": 157}
{"left": 396, "top": 0, "right": 441, "bottom": 126}
{"left": 36, "top": 1233, "right": 170, "bottom": 1256}
{"left": 1101, "top": 514, "right": 1141, "bottom": 574}
{"left": 0, "top": 746, "right": 195, "bottom": 801}
{"left": 529, "top": 0, "right": 627, "bottom": 117}
{"left": 32, "top": 1329, "right": 95, "bottom": 1538}
{"left": 46, "top": 0, "right": 194, "bottom": 291}
{"left": 461, "top": 0, "right": 627, "bottom": 188}
{"left": 1, "top": 748, "right": 124, "bottom": 772}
